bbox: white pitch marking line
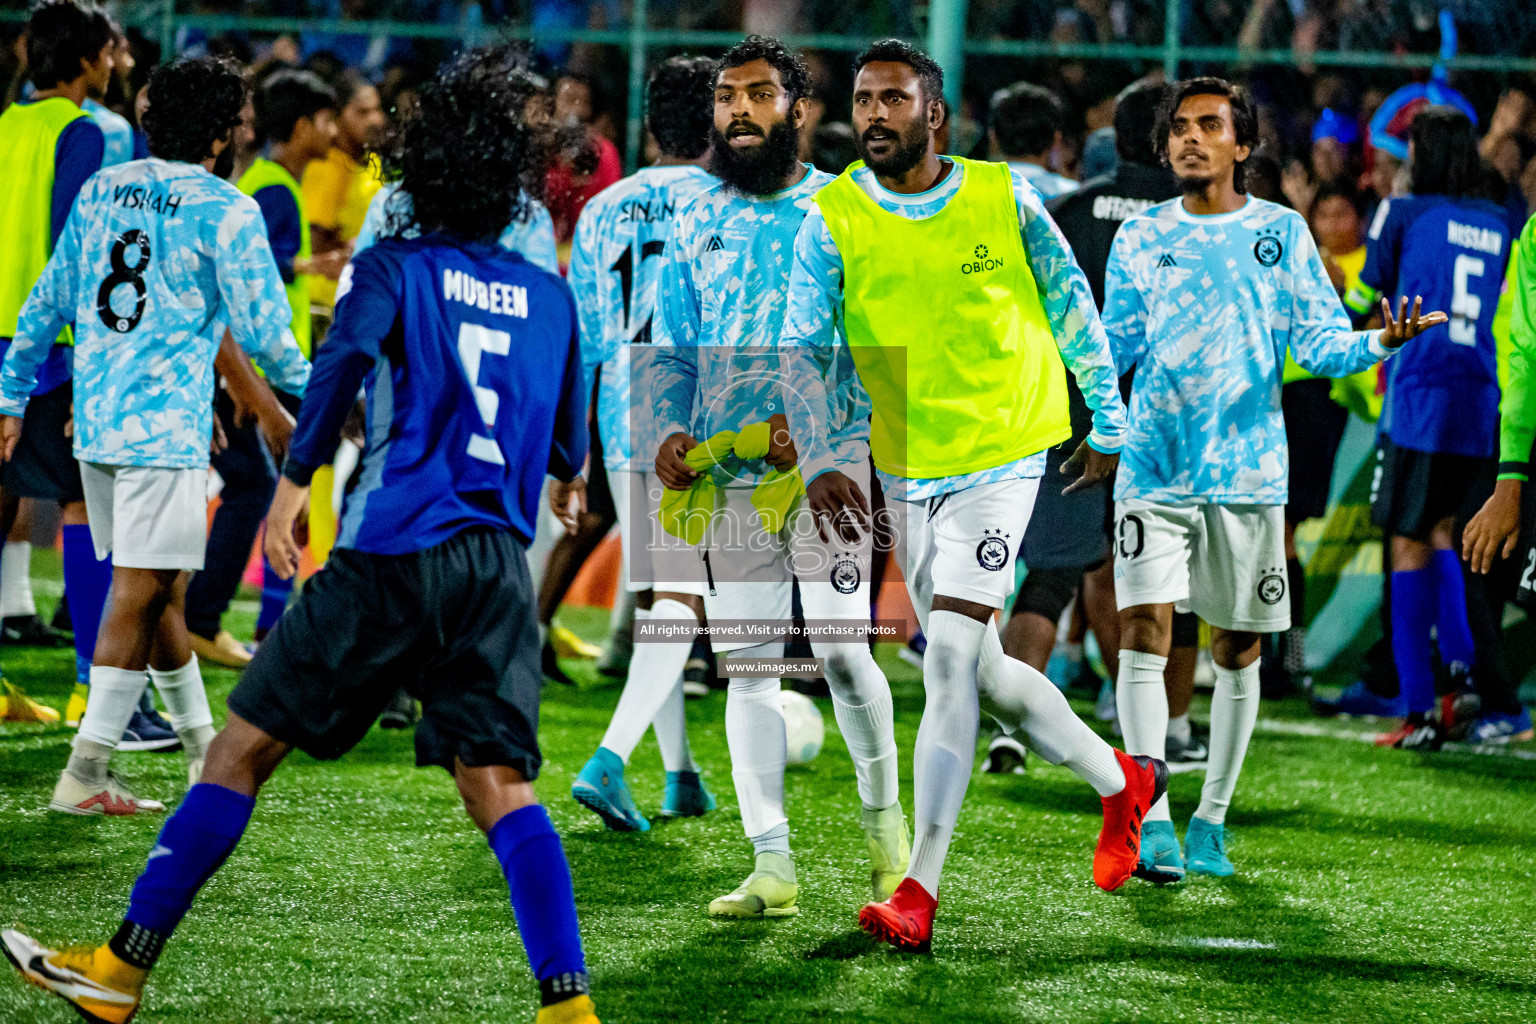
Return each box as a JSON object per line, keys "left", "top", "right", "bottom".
{"left": 1172, "top": 937, "right": 1278, "bottom": 950}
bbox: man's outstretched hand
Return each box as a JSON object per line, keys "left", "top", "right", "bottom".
{"left": 805, "top": 470, "right": 870, "bottom": 544}
{"left": 1060, "top": 439, "right": 1118, "bottom": 494}
{"left": 1379, "top": 294, "right": 1448, "bottom": 348}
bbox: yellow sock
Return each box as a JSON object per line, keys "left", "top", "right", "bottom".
{"left": 308, "top": 464, "right": 337, "bottom": 565}
{"left": 535, "top": 993, "right": 599, "bottom": 1024}
{"left": 93, "top": 945, "right": 149, "bottom": 994}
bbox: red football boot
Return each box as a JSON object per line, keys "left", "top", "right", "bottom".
{"left": 1094, "top": 749, "right": 1169, "bottom": 891}
{"left": 859, "top": 878, "right": 936, "bottom": 952}
{"left": 1375, "top": 719, "right": 1417, "bottom": 747}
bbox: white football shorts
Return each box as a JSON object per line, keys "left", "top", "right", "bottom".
{"left": 1111, "top": 498, "right": 1290, "bottom": 633}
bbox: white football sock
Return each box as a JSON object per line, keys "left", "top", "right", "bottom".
{"left": 815, "top": 640, "right": 899, "bottom": 811}
{"left": 1, "top": 541, "right": 35, "bottom": 617}
{"left": 525, "top": 478, "right": 556, "bottom": 594}
{"left": 650, "top": 678, "right": 697, "bottom": 773}
{"left": 1117, "top": 649, "right": 1171, "bottom": 821}
{"left": 751, "top": 821, "right": 792, "bottom": 858}
{"left": 149, "top": 656, "right": 216, "bottom": 760}
{"left": 75, "top": 666, "right": 150, "bottom": 751}
{"left": 905, "top": 611, "right": 985, "bottom": 900}
{"left": 977, "top": 624, "right": 1125, "bottom": 797}
{"left": 598, "top": 603, "right": 698, "bottom": 762}
{"left": 1194, "top": 661, "right": 1260, "bottom": 826}
{"left": 1168, "top": 712, "right": 1192, "bottom": 745}
{"left": 724, "top": 641, "right": 786, "bottom": 840}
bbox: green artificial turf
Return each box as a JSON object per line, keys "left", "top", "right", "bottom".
{"left": 2, "top": 556, "right": 1534, "bottom": 1023}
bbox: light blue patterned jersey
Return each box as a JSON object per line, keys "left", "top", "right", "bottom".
{"left": 568, "top": 164, "right": 716, "bottom": 472}
{"left": 83, "top": 99, "right": 134, "bottom": 168}
{"left": 352, "top": 182, "right": 559, "bottom": 274}
{"left": 652, "top": 165, "right": 870, "bottom": 488}
{"left": 782, "top": 160, "right": 1127, "bottom": 502}
{"left": 0, "top": 158, "right": 310, "bottom": 469}
{"left": 1103, "top": 195, "right": 1390, "bottom": 505}
{"left": 1011, "top": 160, "right": 1079, "bottom": 201}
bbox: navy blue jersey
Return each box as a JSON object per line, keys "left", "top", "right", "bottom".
{"left": 1359, "top": 194, "right": 1510, "bottom": 457}
{"left": 285, "top": 235, "right": 588, "bottom": 554}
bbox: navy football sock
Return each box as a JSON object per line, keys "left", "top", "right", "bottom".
{"left": 1389, "top": 568, "right": 1437, "bottom": 716}
{"left": 115, "top": 783, "right": 256, "bottom": 968}
{"left": 256, "top": 557, "right": 294, "bottom": 635}
{"left": 488, "top": 804, "right": 588, "bottom": 1005}
{"left": 62, "top": 525, "right": 111, "bottom": 684}
{"left": 1430, "top": 548, "right": 1476, "bottom": 669}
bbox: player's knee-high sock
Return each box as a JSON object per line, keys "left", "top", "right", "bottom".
{"left": 1285, "top": 556, "right": 1307, "bottom": 675}
{"left": 640, "top": 607, "right": 699, "bottom": 773}
{"left": 307, "top": 464, "right": 338, "bottom": 566}
{"left": 488, "top": 805, "right": 589, "bottom": 1007}
{"left": 109, "top": 782, "right": 257, "bottom": 969}
{"left": 1194, "top": 661, "right": 1260, "bottom": 826}
{"left": 650, "top": 678, "right": 697, "bottom": 773}
{"left": 256, "top": 557, "right": 294, "bottom": 636}
{"left": 977, "top": 624, "right": 1125, "bottom": 796}
{"left": 1389, "top": 567, "right": 1437, "bottom": 715}
{"left": 1, "top": 541, "right": 35, "bottom": 618}
{"left": 1430, "top": 549, "right": 1476, "bottom": 669}
{"left": 905, "top": 611, "right": 984, "bottom": 899}
{"left": 62, "top": 525, "right": 112, "bottom": 685}
{"left": 68, "top": 667, "right": 150, "bottom": 782}
{"left": 724, "top": 642, "right": 788, "bottom": 851}
{"left": 816, "top": 641, "right": 899, "bottom": 811}
{"left": 1116, "top": 650, "right": 1171, "bottom": 821}
{"left": 598, "top": 601, "right": 697, "bottom": 762}
{"left": 149, "top": 657, "right": 216, "bottom": 760}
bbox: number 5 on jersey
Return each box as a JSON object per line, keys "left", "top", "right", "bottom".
{"left": 458, "top": 322, "right": 510, "bottom": 465}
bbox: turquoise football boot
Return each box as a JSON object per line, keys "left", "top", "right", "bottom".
{"left": 1133, "top": 819, "right": 1186, "bottom": 884}
{"left": 571, "top": 747, "right": 650, "bottom": 832}
{"left": 1184, "top": 816, "right": 1235, "bottom": 877}
{"left": 658, "top": 770, "right": 716, "bottom": 818}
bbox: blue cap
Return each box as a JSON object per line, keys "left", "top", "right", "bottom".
{"left": 1311, "top": 108, "right": 1361, "bottom": 148}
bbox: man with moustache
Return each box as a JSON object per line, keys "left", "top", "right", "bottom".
{"left": 1101, "top": 78, "right": 1444, "bottom": 882}
{"left": 650, "top": 35, "right": 909, "bottom": 920}
{"left": 780, "top": 39, "right": 1164, "bottom": 953}
{"left": 987, "top": 79, "right": 1190, "bottom": 778}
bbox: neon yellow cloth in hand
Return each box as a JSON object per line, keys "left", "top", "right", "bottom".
{"left": 659, "top": 423, "right": 805, "bottom": 543}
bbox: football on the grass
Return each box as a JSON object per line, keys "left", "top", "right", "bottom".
{"left": 778, "top": 691, "right": 824, "bottom": 764}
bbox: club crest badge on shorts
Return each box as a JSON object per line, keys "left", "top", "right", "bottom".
{"left": 976, "top": 529, "right": 1010, "bottom": 572}
{"left": 831, "top": 556, "right": 861, "bottom": 595}
{"left": 1257, "top": 569, "right": 1287, "bottom": 605}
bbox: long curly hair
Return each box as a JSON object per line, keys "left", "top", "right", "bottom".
{"left": 375, "top": 45, "right": 558, "bottom": 242}
{"left": 141, "top": 56, "right": 249, "bottom": 165}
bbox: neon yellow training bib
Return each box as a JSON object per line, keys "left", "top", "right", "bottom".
{"left": 238, "top": 157, "right": 313, "bottom": 359}
{"left": 813, "top": 157, "right": 1071, "bottom": 479}
{"left": 0, "top": 97, "right": 89, "bottom": 338}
